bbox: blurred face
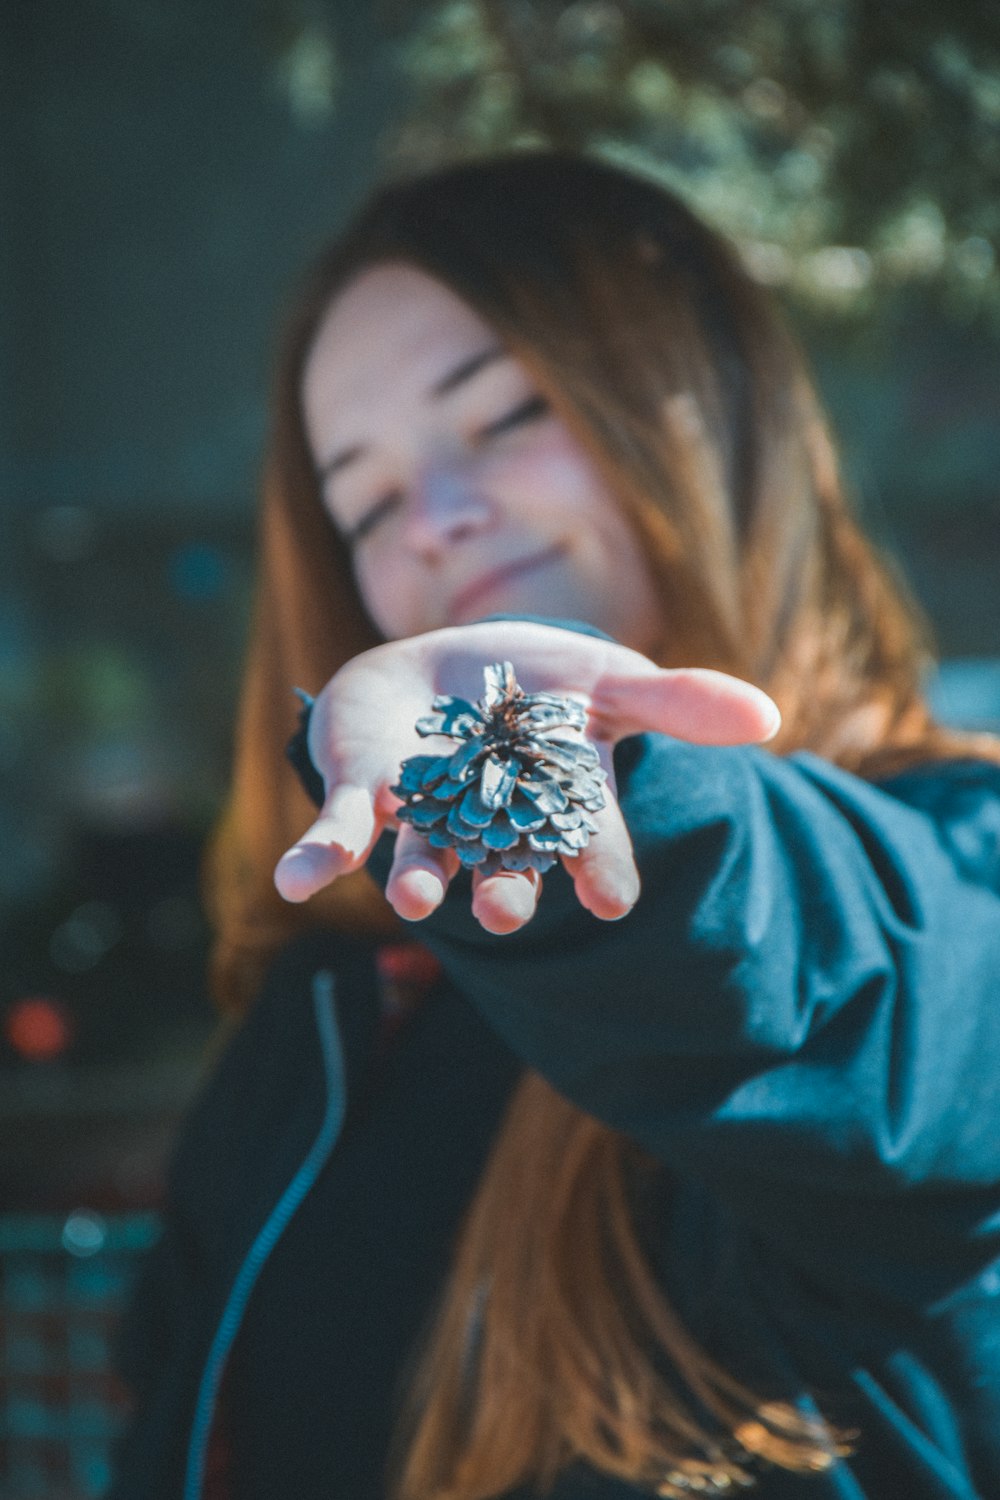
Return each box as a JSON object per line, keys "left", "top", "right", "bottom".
{"left": 302, "top": 263, "right": 662, "bottom": 651}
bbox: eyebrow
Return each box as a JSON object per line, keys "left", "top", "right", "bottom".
{"left": 317, "top": 345, "right": 508, "bottom": 483}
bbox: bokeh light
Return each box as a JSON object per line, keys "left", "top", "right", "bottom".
{"left": 4, "top": 998, "right": 75, "bottom": 1062}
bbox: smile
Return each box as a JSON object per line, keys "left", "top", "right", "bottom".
{"left": 447, "top": 545, "right": 567, "bottom": 623}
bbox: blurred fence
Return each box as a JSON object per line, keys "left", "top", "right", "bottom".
{"left": 0, "top": 1212, "right": 159, "bottom": 1500}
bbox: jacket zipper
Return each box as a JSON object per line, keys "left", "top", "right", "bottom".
{"left": 182, "top": 971, "right": 346, "bottom": 1500}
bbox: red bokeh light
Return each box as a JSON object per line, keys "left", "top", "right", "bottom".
{"left": 4, "top": 997, "right": 75, "bottom": 1061}
{"left": 376, "top": 942, "right": 443, "bottom": 987}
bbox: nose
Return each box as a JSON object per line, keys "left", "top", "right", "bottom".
{"left": 401, "top": 460, "right": 493, "bottom": 557}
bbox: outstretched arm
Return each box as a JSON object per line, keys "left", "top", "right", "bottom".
{"left": 272, "top": 620, "right": 1000, "bottom": 1287}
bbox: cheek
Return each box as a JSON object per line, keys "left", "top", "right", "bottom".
{"left": 491, "top": 431, "right": 613, "bottom": 526}
{"left": 508, "top": 437, "right": 658, "bottom": 613}
{"left": 353, "top": 549, "right": 413, "bottom": 637}
{"left": 526, "top": 435, "right": 643, "bottom": 553}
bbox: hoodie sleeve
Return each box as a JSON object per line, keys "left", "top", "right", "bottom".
{"left": 372, "top": 733, "right": 1000, "bottom": 1212}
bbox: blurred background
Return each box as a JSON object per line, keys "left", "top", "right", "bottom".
{"left": 2, "top": 2, "right": 999, "bottom": 1494}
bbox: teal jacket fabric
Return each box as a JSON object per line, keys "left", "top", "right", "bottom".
{"left": 396, "top": 738, "right": 1000, "bottom": 1496}
{"left": 110, "top": 724, "right": 1000, "bottom": 1498}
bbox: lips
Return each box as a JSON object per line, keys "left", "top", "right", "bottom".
{"left": 447, "top": 544, "right": 566, "bottom": 623}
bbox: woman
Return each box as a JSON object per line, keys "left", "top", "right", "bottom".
{"left": 111, "top": 153, "right": 1000, "bottom": 1500}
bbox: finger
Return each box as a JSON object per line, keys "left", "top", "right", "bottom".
{"left": 471, "top": 866, "right": 542, "bottom": 935}
{"left": 569, "top": 795, "right": 641, "bottom": 920}
{"left": 386, "top": 826, "right": 460, "bottom": 921}
{"left": 274, "top": 784, "right": 380, "bottom": 903}
{"left": 591, "top": 667, "right": 781, "bottom": 746}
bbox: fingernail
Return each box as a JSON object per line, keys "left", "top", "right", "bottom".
{"left": 472, "top": 874, "right": 539, "bottom": 934}
{"left": 579, "top": 870, "right": 640, "bottom": 920}
{"left": 408, "top": 870, "right": 445, "bottom": 908}
{"left": 274, "top": 844, "right": 344, "bottom": 901}
{"left": 761, "top": 703, "right": 782, "bottom": 742}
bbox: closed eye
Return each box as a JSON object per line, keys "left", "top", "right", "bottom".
{"left": 342, "top": 395, "right": 548, "bottom": 545}
{"left": 346, "top": 489, "right": 403, "bottom": 546}
{"left": 477, "top": 394, "right": 549, "bottom": 441}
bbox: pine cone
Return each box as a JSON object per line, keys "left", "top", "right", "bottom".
{"left": 392, "top": 661, "right": 607, "bottom": 876}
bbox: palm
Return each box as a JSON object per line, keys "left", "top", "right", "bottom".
{"left": 274, "top": 621, "right": 780, "bottom": 932}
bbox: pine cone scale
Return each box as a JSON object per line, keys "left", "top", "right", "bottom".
{"left": 393, "top": 662, "right": 607, "bottom": 875}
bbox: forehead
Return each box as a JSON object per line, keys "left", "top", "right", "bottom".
{"left": 301, "top": 263, "right": 498, "bottom": 434}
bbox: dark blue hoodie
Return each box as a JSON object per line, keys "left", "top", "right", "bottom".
{"left": 110, "top": 725, "right": 1000, "bottom": 1499}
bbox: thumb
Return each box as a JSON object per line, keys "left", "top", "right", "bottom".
{"left": 592, "top": 667, "right": 781, "bottom": 746}
{"left": 274, "top": 784, "right": 380, "bottom": 903}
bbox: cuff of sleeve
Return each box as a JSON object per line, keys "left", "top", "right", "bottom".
{"left": 286, "top": 690, "right": 325, "bottom": 808}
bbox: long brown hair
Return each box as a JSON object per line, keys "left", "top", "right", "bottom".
{"left": 204, "top": 152, "right": 998, "bottom": 1495}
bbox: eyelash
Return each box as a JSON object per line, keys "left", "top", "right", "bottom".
{"left": 476, "top": 393, "right": 549, "bottom": 441}
{"left": 346, "top": 393, "right": 550, "bottom": 547}
{"left": 346, "top": 490, "right": 403, "bottom": 546}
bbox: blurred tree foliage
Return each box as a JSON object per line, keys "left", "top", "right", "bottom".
{"left": 369, "top": 0, "right": 1000, "bottom": 323}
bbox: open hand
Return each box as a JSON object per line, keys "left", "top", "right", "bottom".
{"left": 274, "top": 621, "right": 780, "bottom": 934}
